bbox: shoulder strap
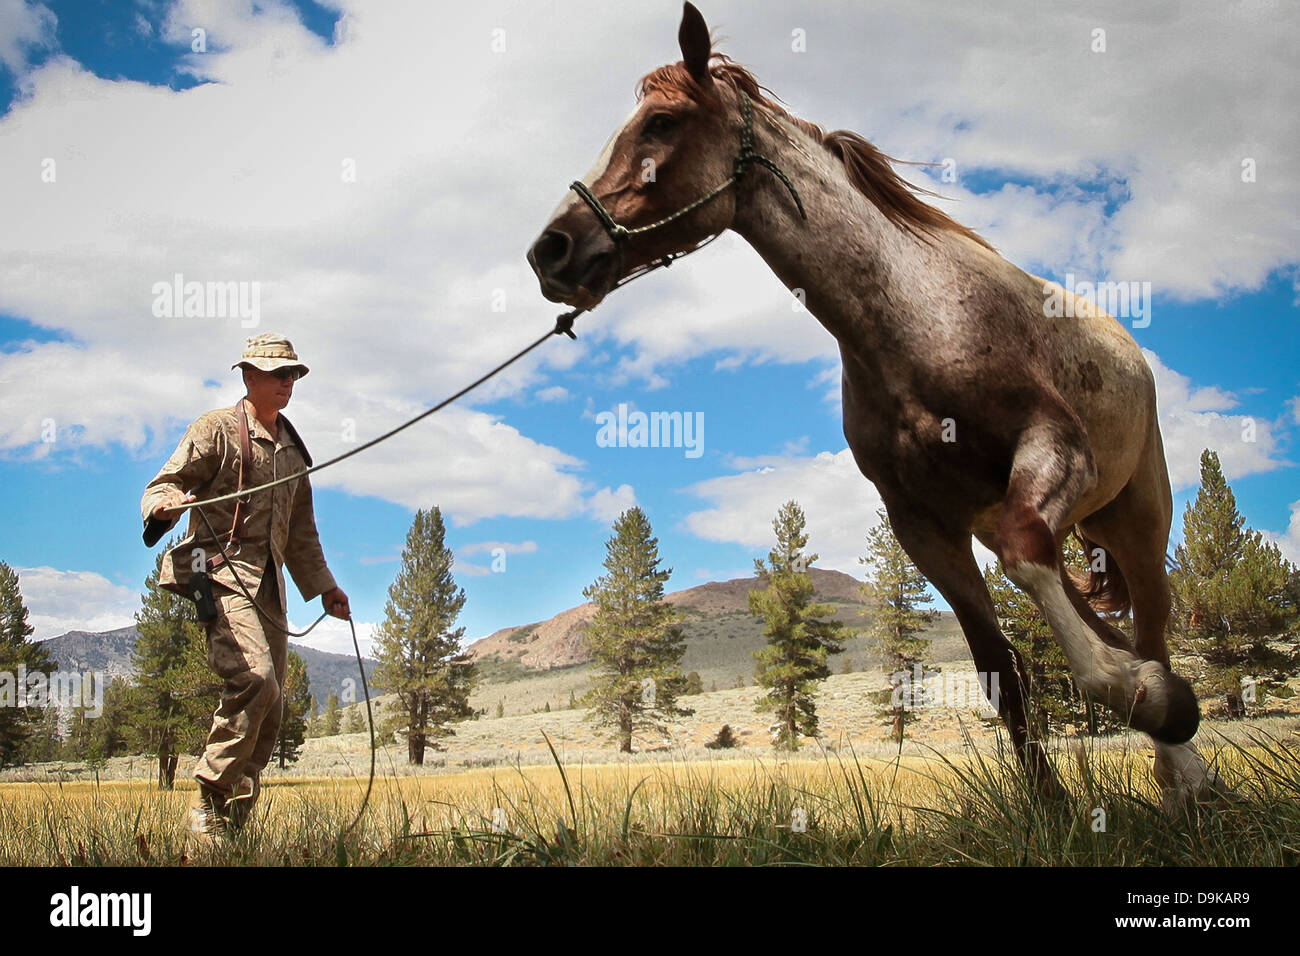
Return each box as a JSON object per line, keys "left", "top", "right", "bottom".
{"left": 276, "top": 413, "right": 313, "bottom": 466}
{"left": 227, "top": 399, "right": 253, "bottom": 550}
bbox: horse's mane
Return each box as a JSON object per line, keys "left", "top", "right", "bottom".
{"left": 637, "top": 54, "right": 994, "bottom": 252}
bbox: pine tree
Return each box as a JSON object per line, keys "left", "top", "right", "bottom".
{"left": 24, "top": 706, "right": 62, "bottom": 763}
{"left": 859, "top": 509, "right": 938, "bottom": 742}
{"left": 343, "top": 706, "right": 365, "bottom": 735}
{"left": 277, "top": 650, "right": 311, "bottom": 768}
{"left": 581, "top": 507, "right": 692, "bottom": 753}
{"left": 372, "top": 507, "right": 478, "bottom": 765}
{"left": 495, "top": 699, "right": 504, "bottom": 719}
{"left": 705, "top": 724, "right": 740, "bottom": 749}
{"left": 61, "top": 704, "right": 91, "bottom": 763}
{"left": 985, "top": 536, "right": 1125, "bottom": 738}
{"left": 749, "top": 500, "right": 845, "bottom": 750}
{"left": 1170, "top": 449, "right": 1299, "bottom": 715}
{"left": 87, "top": 677, "right": 130, "bottom": 762}
{"left": 860, "top": 509, "right": 937, "bottom": 669}
{"left": 0, "top": 561, "right": 54, "bottom": 768}
{"left": 127, "top": 543, "right": 214, "bottom": 788}
{"left": 322, "top": 693, "right": 341, "bottom": 736}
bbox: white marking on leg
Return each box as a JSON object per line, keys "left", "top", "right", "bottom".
{"left": 1155, "top": 741, "right": 1229, "bottom": 812}
{"left": 1010, "top": 563, "right": 1138, "bottom": 703}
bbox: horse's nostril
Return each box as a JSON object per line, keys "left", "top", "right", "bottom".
{"left": 530, "top": 230, "right": 573, "bottom": 274}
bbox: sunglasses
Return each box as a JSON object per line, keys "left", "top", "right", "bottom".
{"left": 270, "top": 367, "right": 302, "bottom": 382}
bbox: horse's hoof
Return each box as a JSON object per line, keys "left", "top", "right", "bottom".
{"left": 1154, "top": 740, "right": 1236, "bottom": 816}
{"left": 1131, "top": 663, "right": 1199, "bottom": 744}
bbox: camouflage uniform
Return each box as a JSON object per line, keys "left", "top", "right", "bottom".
{"left": 142, "top": 389, "right": 335, "bottom": 802}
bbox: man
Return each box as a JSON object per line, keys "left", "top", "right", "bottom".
{"left": 140, "top": 333, "right": 349, "bottom": 838}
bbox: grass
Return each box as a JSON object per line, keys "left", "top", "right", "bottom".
{"left": 2, "top": 726, "right": 1298, "bottom": 866}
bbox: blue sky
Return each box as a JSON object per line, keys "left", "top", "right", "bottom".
{"left": 1, "top": 0, "right": 1296, "bottom": 656}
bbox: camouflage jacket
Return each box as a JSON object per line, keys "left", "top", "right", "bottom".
{"left": 140, "top": 399, "right": 336, "bottom": 613}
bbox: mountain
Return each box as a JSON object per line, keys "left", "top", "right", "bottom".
{"left": 38, "top": 627, "right": 376, "bottom": 707}
{"left": 470, "top": 567, "right": 909, "bottom": 671}
{"left": 37, "top": 626, "right": 139, "bottom": 683}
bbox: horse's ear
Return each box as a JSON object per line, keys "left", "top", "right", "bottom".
{"left": 678, "top": 2, "right": 713, "bottom": 88}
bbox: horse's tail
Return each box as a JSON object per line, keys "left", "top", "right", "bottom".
{"left": 1069, "top": 529, "right": 1132, "bottom": 616}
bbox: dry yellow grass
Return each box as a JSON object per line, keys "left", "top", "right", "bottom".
{"left": 4, "top": 733, "right": 1297, "bottom": 867}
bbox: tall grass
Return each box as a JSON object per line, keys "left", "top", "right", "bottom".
{"left": 1, "top": 729, "right": 1297, "bottom": 866}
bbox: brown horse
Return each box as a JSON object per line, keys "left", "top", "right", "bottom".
{"left": 528, "top": 3, "right": 1227, "bottom": 809}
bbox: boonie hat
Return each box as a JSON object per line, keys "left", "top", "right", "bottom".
{"left": 232, "top": 333, "right": 309, "bottom": 378}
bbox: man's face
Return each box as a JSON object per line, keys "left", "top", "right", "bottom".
{"left": 243, "top": 366, "right": 299, "bottom": 413}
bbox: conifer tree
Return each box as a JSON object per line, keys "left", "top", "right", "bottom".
{"left": 1170, "top": 449, "right": 1299, "bottom": 714}
{"left": 860, "top": 509, "right": 937, "bottom": 669}
{"left": 24, "top": 706, "right": 62, "bottom": 763}
{"left": 581, "top": 507, "right": 692, "bottom": 753}
{"left": 87, "top": 677, "right": 130, "bottom": 762}
{"left": 0, "top": 561, "right": 53, "bottom": 768}
{"left": 372, "top": 507, "right": 478, "bottom": 764}
{"left": 322, "top": 693, "right": 341, "bottom": 736}
{"left": 343, "top": 705, "right": 365, "bottom": 735}
{"left": 277, "top": 650, "right": 311, "bottom": 768}
{"left": 859, "top": 509, "right": 938, "bottom": 742}
{"left": 749, "top": 500, "right": 845, "bottom": 750}
{"left": 127, "top": 543, "right": 213, "bottom": 788}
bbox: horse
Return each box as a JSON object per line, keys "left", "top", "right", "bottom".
{"left": 527, "top": 2, "right": 1228, "bottom": 810}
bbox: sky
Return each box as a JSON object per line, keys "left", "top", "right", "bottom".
{"left": 0, "top": 0, "right": 1296, "bottom": 658}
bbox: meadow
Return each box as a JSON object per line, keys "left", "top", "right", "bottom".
{"left": 3, "top": 726, "right": 1298, "bottom": 867}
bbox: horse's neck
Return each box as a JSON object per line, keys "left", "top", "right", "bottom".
{"left": 730, "top": 109, "right": 993, "bottom": 375}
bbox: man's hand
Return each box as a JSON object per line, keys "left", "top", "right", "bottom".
{"left": 322, "top": 586, "right": 350, "bottom": 620}
{"left": 152, "top": 491, "right": 196, "bottom": 519}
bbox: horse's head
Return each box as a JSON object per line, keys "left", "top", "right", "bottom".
{"left": 527, "top": 3, "right": 744, "bottom": 310}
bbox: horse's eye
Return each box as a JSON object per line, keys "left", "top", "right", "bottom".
{"left": 644, "top": 113, "right": 676, "bottom": 137}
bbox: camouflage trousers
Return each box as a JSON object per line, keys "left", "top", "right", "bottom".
{"left": 193, "top": 569, "right": 287, "bottom": 798}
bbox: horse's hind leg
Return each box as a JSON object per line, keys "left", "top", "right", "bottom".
{"left": 1076, "top": 427, "right": 1231, "bottom": 809}
{"left": 994, "top": 418, "right": 1200, "bottom": 746}
{"left": 886, "top": 510, "right": 1066, "bottom": 800}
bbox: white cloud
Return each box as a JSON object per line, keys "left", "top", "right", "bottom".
{"left": 1263, "top": 500, "right": 1300, "bottom": 566}
{"left": 459, "top": 540, "right": 537, "bottom": 555}
{"left": 0, "top": 0, "right": 1295, "bottom": 529}
{"left": 587, "top": 483, "right": 637, "bottom": 523}
{"left": 535, "top": 386, "right": 570, "bottom": 402}
{"left": 288, "top": 616, "right": 379, "bottom": 659}
{"left": 683, "top": 449, "right": 884, "bottom": 575}
{"left": 17, "top": 566, "right": 138, "bottom": 642}
{"left": 0, "top": 0, "right": 56, "bottom": 75}
{"left": 1144, "top": 349, "right": 1285, "bottom": 490}
{"left": 279, "top": 395, "right": 589, "bottom": 525}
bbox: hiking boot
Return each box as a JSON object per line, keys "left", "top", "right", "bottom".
{"left": 225, "top": 772, "right": 261, "bottom": 831}
{"left": 188, "top": 786, "right": 229, "bottom": 841}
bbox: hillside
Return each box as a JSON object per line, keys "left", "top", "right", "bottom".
{"left": 466, "top": 568, "right": 969, "bottom": 716}
{"left": 468, "top": 567, "right": 878, "bottom": 670}
{"left": 38, "top": 626, "right": 376, "bottom": 708}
